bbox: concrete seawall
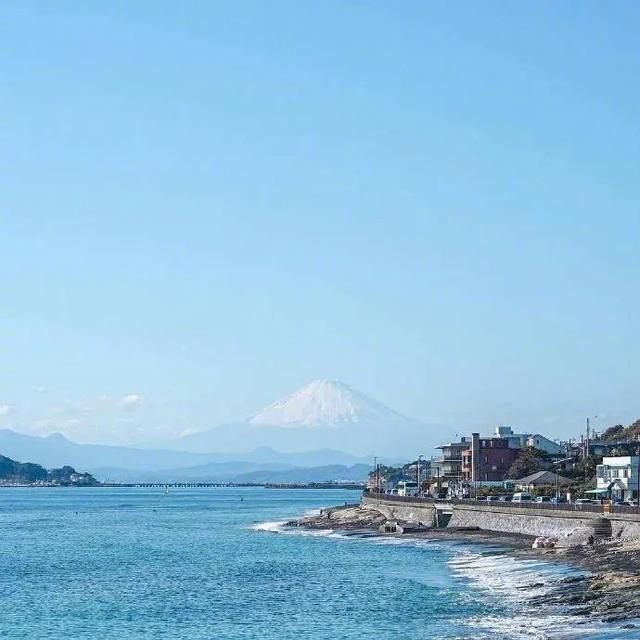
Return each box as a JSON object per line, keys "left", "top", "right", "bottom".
{"left": 448, "top": 502, "right": 601, "bottom": 538}
{"left": 362, "top": 495, "right": 640, "bottom": 541}
{"left": 361, "top": 494, "right": 436, "bottom": 527}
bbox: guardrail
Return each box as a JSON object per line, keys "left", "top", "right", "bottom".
{"left": 453, "top": 497, "right": 604, "bottom": 513}
{"left": 610, "top": 503, "right": 640, "bottom": 515}
{"left": 364, "top": 492, "right": 605, "bottom": 513}
{"left": 363, "top": 492, "right": 436, "bottom": 505}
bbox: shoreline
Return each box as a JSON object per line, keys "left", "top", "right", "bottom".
{"left": 286, "top": 504, "right": 640, "bottom": 631}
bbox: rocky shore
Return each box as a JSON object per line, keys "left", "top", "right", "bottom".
{"left": 286, "top": 504, "right": 640, "bottom": 631}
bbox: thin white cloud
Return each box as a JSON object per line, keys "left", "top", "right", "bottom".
{"left": 0, "top": 404, "right": 12, "bottom": 416}
{"left": 177, "top": 427, "right": 200, "bottom": 438}
{"left": 120, "top": 394, "right": 143, "bottom": 409}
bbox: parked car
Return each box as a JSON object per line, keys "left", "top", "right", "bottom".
{"left": 550, "top": 496, "right": 566, "bottom": 504}
{"left": 535, "top": 496, "right": 551, "bottom": 503}
{"left": 485, "top": 496, "right": 501, "bottom": 502}
{"left": 574, "top": 498, "right": 595, "bottom": 505}
{"left": 512, "top": 492, "right": 533, "bottom": 503}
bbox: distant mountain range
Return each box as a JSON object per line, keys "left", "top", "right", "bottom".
{"left": 0, "top": 428, "right": 373, "bottom": 483}
{"left": 0, "top": 380, "right": 445, "bottom": 482}
{"left": 92, "top": 462, "right": 370, "bottom": 484}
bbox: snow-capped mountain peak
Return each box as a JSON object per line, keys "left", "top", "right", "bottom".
{"left": 248, "top": 380, "right": 408, "bottom": 428}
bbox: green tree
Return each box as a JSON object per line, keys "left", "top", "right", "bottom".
{"left": 507, "top": 448, "right": 548, "bottom": 479}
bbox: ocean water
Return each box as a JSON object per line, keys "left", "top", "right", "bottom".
{"left": 0, "top": 487, "right": 636, "bottom": 639}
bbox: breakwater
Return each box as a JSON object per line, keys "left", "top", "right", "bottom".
{"left": 361, "top": 494, "right": 640, "bottom": 541}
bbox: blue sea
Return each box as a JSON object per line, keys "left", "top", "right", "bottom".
{"left": 0, "top": 487, "right": 636, "bottom": 639}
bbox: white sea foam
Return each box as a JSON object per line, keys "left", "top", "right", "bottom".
{"left": 251, "top": 520, "right": 287, "bottom": 533}
{"left": 445, "top": 547, "right": 634, "bottom": 639}
{"left": 250, "top": 520, "right": 344, "bottom": 539}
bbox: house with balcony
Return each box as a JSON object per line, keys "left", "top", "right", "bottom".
{"left": 434, "top": 438, "right": 469, "bottom": 481}
{"left": 596, "top": 456, "right": 640, "bottom": 501}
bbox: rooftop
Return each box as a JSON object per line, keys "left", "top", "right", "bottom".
{"left": 517, "top": 470, "right": 572, "bottom": 485}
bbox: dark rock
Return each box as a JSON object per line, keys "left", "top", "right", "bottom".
{"left": 559, "top": 576, "right": 588, "bottom": 585}
{"left": 570, "top": 607, "right": 593, "bottom": 616}
{"left": 516, "top": 582, "right": 544, "bottom": 590}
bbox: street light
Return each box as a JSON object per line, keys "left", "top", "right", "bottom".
{"left": 417, "top": 455, "right": 424, "bottom": 497}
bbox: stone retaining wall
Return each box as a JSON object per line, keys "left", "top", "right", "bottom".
{"left": 608, "top": 517, "right": 640, "bottom": 540}
{"left": 448, "top": 503, "right": 600, "bottom": 538}
{"left": 362, "top": 495, "right": 640, "bottom": 540}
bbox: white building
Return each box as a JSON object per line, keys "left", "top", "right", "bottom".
{"left": 596, "top": 456, "right": 640, "bottom": 501}
{"left": 493, "top": 426, "right": 563, "bottom": 455}
{"left": 526, "top": 434, "right": 564, "bottom": 455}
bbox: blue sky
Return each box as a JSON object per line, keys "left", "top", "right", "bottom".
{"left": 1, "top": 2, "right": 639, "bottom": 445}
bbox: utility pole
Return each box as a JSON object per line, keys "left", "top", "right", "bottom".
{"left": 586, "top": 417, "right": 590, "bottom": 459}
{"left": 585, "top": 417, "right": 590, "bottom": 485}
{"left": 373, "top": 456, "right": 378, "bottom": 494}
{"left": 417, "top": 455, "right": 423, "bottom": 497}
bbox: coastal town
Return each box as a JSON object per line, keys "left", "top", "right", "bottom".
{"left": 284, "top": 419, "right": 640, "bottom": 630}
{"left": 369, "top": 419, "right": 640, "bottom": 506}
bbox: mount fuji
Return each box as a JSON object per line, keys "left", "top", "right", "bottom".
{"left": 249, "top": 380, "right": 408, "bottom": 428}
{"left": 177, "top": 380, "right": 442, "bottom": 457}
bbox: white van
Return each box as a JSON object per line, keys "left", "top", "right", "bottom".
{"left": 396, "top": 481, "right": 419, "bottom": 497}
{"left": 512, "top": 492, "right": 533, "bottom": 503}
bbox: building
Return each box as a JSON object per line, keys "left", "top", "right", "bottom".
{"left": 494, "top": 426, "right": 529, "bottom": 449}
{"left": 494, "top": 426, "right": 564, "bottom": 455}
{"left": 596, "top": 456, "right": 640, "bottom": 501}
{"left": 526, "top": 434, "right": 565, "bottom": 455}
{"left": 434, "top": 438, "right": 469, "bottom": 483}
{"left": 461, "top": 433, "right": 519, "bottom": 483}
{"left": 515, "top": 470, "right": 572, "bottom": 492}
{"left": 435, "top": 426, "right": 565, "bottom": 495}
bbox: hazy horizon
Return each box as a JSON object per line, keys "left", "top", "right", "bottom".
{"left": 2, "top": 2, "right": 639, "bottom": 447}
